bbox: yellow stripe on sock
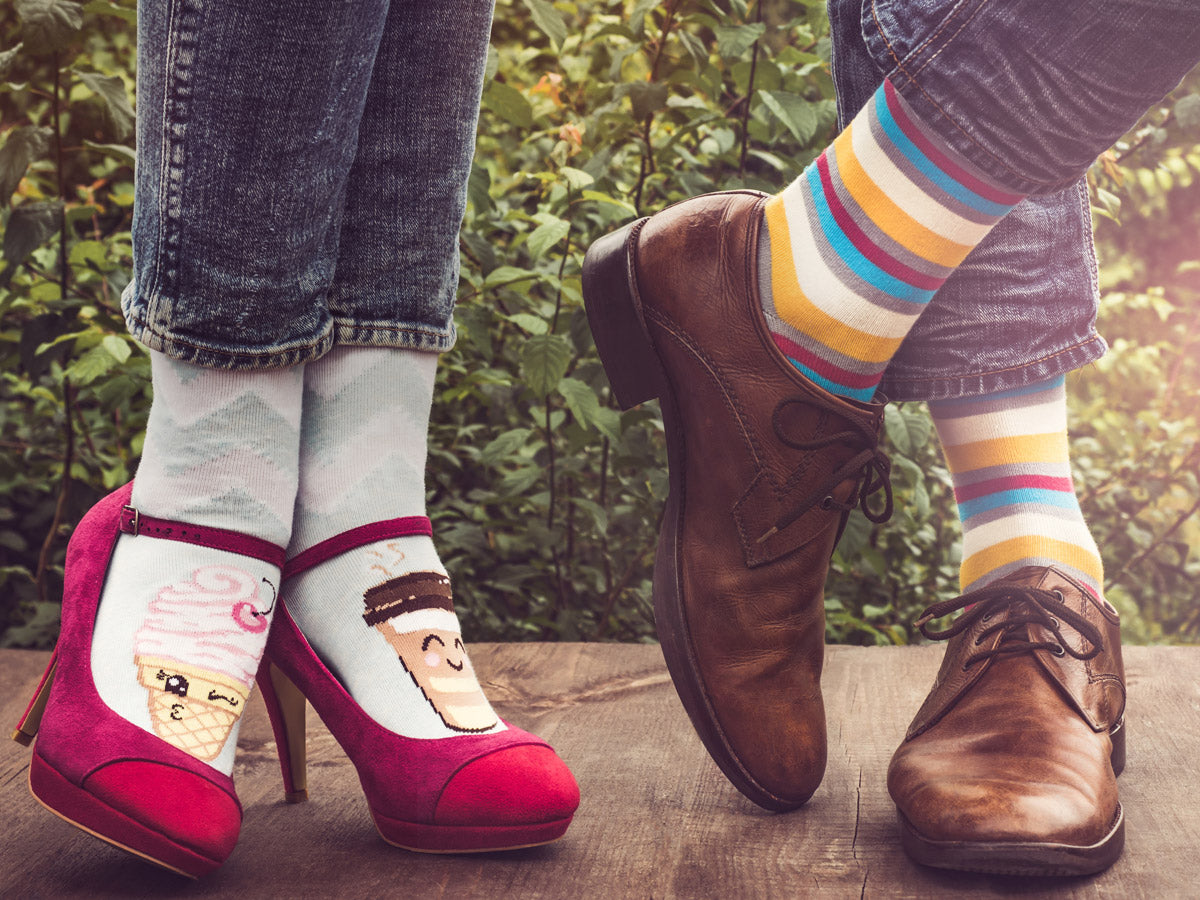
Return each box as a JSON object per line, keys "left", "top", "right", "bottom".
{"left": 942, "top": 432, "right": 1069, "bottom": 472}
{"left": 836, "top": 124, "right": 975, "bottom": 268}
{"left": 765, "top": 196, "right": 903, "bottom": 365}
{"left": 961, "top": 536, "right": 1105, "bottom": 590}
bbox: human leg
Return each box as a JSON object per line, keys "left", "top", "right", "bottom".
{"left": 262, "top": 0, "right": 579, "bottom": 852}
{"left": 582, "top": 0, "right": 1196, "bottom": 816}
{"left": 16, "top": 0, "right": 393, "bottom": 875}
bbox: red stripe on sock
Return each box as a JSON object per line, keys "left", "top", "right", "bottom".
{"left": 815, "top": 153, "right": 944, "bottom": 292}
{"left": 953, "top": 473, "right": 1075, "bottom": 504}
{"left": 882, "top": 79, "right": 1024, "bottom": 206}
{"left": 772, "top": 333, "right": 881, "bottom": 390}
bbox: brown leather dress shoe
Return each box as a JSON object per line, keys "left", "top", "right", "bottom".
{"left": 582, "top": 191, "right": 891, "bottom": 810}
{"left": 888, "top": 566, "right": 1126, "bottom": 875}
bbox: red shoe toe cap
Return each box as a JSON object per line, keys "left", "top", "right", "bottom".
{"left": 435, "top": 744, "right": 580, "bottom": 827}
{"left": 84, "top": 760, "right": 242, "bottom": 864}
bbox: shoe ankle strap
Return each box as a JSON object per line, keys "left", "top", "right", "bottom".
{"left": 283, "top": 517, "right": 433, "bottom": 582}
{"left": 120, "top": 505, "right": 287, "bottom": 567}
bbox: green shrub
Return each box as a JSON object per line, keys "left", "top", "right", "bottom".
{"left": 2, "top": 0, "right": 1198, "bottom": 648}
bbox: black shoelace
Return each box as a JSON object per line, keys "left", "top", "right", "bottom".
{"left": 914, "top": 584, "right": 1105, "bottom": 669}
{"left": 756, "top": 395, "right": 893, "bottom": 544}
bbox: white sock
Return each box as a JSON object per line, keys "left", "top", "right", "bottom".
{"left": 285, "top": 347, "right": 501, "bottom": 738}
{"left": 91, "top": 352, "right": 302, "bottom": 774}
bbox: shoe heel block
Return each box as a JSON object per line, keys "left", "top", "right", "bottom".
{"left": 582, "top": 219, "right": 665, "bottom": 410}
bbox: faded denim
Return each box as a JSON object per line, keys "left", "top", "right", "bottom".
{"left": 829, "top": 0, "right": 1107, "bottom": 401}
{"left": 862, "top": 0, "right": 1200, "bottom": 195}
{"left": 123, "top": 0, "right": 495, "bottom": 369}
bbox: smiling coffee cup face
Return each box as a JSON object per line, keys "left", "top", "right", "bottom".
{"left": 362, "top": 572, "right": 497, "bottom": 733}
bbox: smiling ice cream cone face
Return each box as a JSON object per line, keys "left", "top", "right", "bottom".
{"left": 136, "top": 657, "right": 251, "bottom": 760}
{"left": 133, "top": 565, "right": 272, "bottom": 761}
{"left": 363, "top": 572, "right": 498, "bottom": 733}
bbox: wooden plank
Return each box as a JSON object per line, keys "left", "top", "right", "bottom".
{"left": 1, "top": 644, "right": 1197, "bottom": 897}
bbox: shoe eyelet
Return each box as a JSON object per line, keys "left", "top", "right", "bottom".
{"left": 1049, "top": 616, "right": 1059, "bottom": 629}
{"left": 981, "top": 612, "right": 992, "bottom": 623}
{"left": 1052, "top": 644, "right": 1066, "bottom": 657}
{"left": 1052, "top": 589, "right": 1065, "bottom": 602}
{"left": 820, "top": 495, "right": 834, "bottom": 510}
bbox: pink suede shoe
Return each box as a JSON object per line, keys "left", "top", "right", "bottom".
{"left": 257, "top": 518, "right": 581, "bottom": 853}
{"left": 12, "top": 484, "right": 286, "bottom": 878}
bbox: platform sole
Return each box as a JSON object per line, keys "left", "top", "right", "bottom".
{"left": 28, "top": 752, "right": 221, "bottom": 879}
{"left": 372, "top": 809, "right": 574, "bottom": 854}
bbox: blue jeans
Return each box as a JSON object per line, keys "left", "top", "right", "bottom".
{"left": 863, "top": 0, "right": 1200, "bottom": 194}
{"left": 829, "top": 0, "right": 1107, "bottom": 401}
{"left": 122, "top": 0, "right": 495, "bottom": 369}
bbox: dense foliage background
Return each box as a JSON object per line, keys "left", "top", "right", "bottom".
{"left": 2, "top": 0, "right": 1198, "bottom": 649}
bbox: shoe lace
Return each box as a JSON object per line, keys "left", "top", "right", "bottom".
{"left": 914, "top": 584, "right": 1105, "bottom": 669}
{"left": 756, "top": 394, "right": 893, "bottom": 544}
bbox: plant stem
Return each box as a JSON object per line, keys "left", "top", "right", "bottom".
{"left": 632, "top": 0, "right": 681, "bottom": 213}
{"left": 738, "top": 0, "right": 764, "bottom": 177}
{"left": 52, "top": 51, "right": 69, "bottom": 301}
{"left": 36, "top": 379, "right": 75, "bottom": 605}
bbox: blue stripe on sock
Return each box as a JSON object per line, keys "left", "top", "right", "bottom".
{"left": 873, "top": 90, "right": 1016, "bottom": 219}
{"left": 784, "top": 355, "right": 876, "bottom": 402}
{"left": 959, "top": 487, "right": 1080, "bottom": 521}
{"left": 805, "top": 165, "right": 937, "bottom": 306}
{"left": 933, "top": 375, "right": 1066, "bottom": 409}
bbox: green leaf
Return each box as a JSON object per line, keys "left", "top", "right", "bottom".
{"left": 68, "top": 238, "right": 107, "bottom": 269}
{"left": 67, "top": 343, "right": 118, "bottom": 385}
{"left": 508, "top": 313, "right": 549, "bottom": 335}
{"left": 484, "top": 265, "right": 538, "bottom": 290}
{"left": 558, "top": 376, "right": 601, "bottom": 429}
{"left": 16, "top": 0, "right": 84, "bottom": 54}
{"left": 81, "top": 0, "right": 136, "bottom": 22}
{"left": 101, "top": 333, "right": 131, "bottom": 363}
{"left": 714, "top": 23, "right": 765, "bottom": 58}
{"left": 581, "top": 189, "right": 636, "bottom": 215}
{"left": 76, "top": 71, "right": 135, "bottom": 141}
{"left": 466, "top": 162, "right": 493, "bottom": 216}
{"left": 3, "top": 200, "right": 60, "bottom": 264}
{"left": 0, "top": 126, "right": 54, "bottom": 204}
{"left": 1175, "top": 94, "right": 1200, "bottom": 131}
{"left": 625, "top": 82, "right": 669, "bottom": 121}
{"left": 519, "top": 334, "right": 572, "bottom": 396}
{"left": 521, "top": 0, "right": 567, "bottom": 50}
{"left": 884, "top": 404, "right": 932, "bottom": 457}
{"left": 0, "top": 44, "right": 23, "bottom": 81}
{"left": 526, "top": 216, "right": 570, "bottom": 258}
{"left": 481, "top": 428, "right": 532, "bottom": 466}
{"left": 628, "top": 0, "right": 657, "bottom": 38}
{"left": 758, "top": 91, "right": 820, "bottom": 144}
{"left": 833, "top": 508, "right": 872, "bottom": 560}
{"left": 558, "top": 166, "right": 594, "bottom": 191}
{"left": 483, "top": 81, "right": 532, "bottom": 128}
{"left": 82, "top": 140, "right": 136, "bottom": 166}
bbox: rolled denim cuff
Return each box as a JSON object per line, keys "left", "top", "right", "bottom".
{"left": 829, "top": 0, "right": 1107, "bottom": 401}
{"left": 862, "top": 0, "right": 1200, "bottom": 195}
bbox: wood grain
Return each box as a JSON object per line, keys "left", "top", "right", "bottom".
{"left": 2, "top": 644, "right": 1197, "bottom": 898}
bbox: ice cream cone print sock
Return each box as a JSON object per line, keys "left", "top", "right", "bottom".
{"left": 90, "top": 352, "right": 303, "bottom": 773}
{"left": 931, "top": 376, "right": 1104, "bottom": 597}
{"left": 760, "top": 78, "right": 1025, "bottom": 401}
{"left": 285, "top": 346, "right": 501, "bottom": 738}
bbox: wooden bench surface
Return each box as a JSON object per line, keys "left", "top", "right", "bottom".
{"left": 2, "top": 643, "right": 1198, "bottom": 898}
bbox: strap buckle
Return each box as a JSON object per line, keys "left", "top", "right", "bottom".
{"left": 120, "top": 505, "right": 140, "bottom": 536}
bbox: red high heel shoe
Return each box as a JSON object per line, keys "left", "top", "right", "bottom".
{"left": 12, "top": 484, "right": 286, "bottom": 878}
{"left": 256, "top": 518, "right": 580, "bottom": 853}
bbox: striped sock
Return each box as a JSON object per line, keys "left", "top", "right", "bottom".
{"left": 930, "top": 376, "right": 1104, "bottom": 598}
{"left": 761, "top": 78, "right": 1025, "bottom": 401}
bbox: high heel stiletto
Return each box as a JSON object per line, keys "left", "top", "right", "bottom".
{"left": 257, "top": 517, "right": 580, "bottom": 853}
{"left": 12, "top": 484, "right": 286, "bottom": 878}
